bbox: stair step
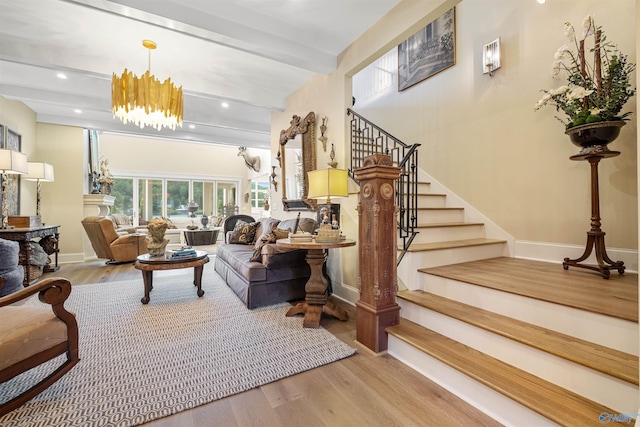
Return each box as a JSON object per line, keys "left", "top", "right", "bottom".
{"left": 402, "top": 238, "right": 506, "bottom": 252}
{"left": 419, "top": 257, "right": 638, "bottom": 323}
{"left": 413, "top": 222, "right": 484, "bottom": 229}
{"left": 397, "top": 289, "right": 638, "bottom": 385}
{"left": 387, "top": 319, "right": 617, "bottom": 427}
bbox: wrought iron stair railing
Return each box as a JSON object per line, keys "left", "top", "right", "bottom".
{"left": 347, "top": 108, "right": 420, "bottom": 264}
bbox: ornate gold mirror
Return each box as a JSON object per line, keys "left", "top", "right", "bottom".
{"left": 279, "top": 112, "right": 317, "bottom": 211}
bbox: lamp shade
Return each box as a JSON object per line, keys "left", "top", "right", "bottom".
{"left": 0, "top": 149, "right": 28, "bottom": 174}
{"left": 307, "top": 168, "right": 348, "bottom": 200}
{"left": 24, "top": 162, "right": 55, "bottom": 182}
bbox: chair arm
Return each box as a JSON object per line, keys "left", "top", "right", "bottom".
{"left": 0, "top": 277, "right": 72, "bottom": 308}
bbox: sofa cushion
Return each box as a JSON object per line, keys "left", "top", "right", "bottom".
{"left": 277, "top": 217, "right": 315, "bottom": 234}
{"left": 261, "top": 244, "right": 308, "bottom": 268}
{"left": 228, "top": 220, "right": 259, "bottom": 245}
{"left": 250, "top": 227, "right": 290, "bottom": 262}
{"left": 216, "top": 244, "right": 267, "bottom": 282}
{"left": 253, "top": 218, "right": 281, "bottom": 249}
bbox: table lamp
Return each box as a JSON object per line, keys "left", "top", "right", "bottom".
{"left": 24, "top": 162, "right": 55, "bottom": 219}
{"left": 0, "top": 149, "right": 28, "bottom": 229}
{"left": 307, "top": 168, "right": 348, "bottom": 229}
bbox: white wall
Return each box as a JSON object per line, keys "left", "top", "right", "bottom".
{"left": 271, "top": 0, "right": 637, "bottom": 293}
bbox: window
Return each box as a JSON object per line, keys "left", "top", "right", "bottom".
{"left": 138, "top": 179, "right": 163, "bottom": 224}
{"left": 166, "top": 180, "right": 189, "bottom": 217}
{"left": 251, "top": 181, "right": 269, "bottom": 209}
{"left": 111, "top": 178, "right": 133, "bottom": 216}
{"left": 112, "top": 176, "right": 238, "bottom": 224}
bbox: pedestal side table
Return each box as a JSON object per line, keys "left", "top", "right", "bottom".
{"left": 276, "top": 238, "right": 356, "bottom": 328}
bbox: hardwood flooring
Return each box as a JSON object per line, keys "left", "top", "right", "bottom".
{"left": 57, "top": 260, "right": 501, "bottom": 427}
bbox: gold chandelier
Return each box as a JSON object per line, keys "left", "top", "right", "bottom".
{"left": 112, "top": 40, "right": 183, "bottom": 131}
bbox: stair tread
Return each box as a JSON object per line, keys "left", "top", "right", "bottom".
{"left": 397, "top": 290, "right": 638, "bottom": 385}
{"left": 418, "top": 257, "right": 638, "bottom": 322}
{"left": 412, "top": 207, "right": 464, "bottom": 211}
{"left": 412, "top": 222, "right": 484, "bottom": 228}
{"left": 387, "top": 319, "right": 617, "bottom": 426}
{"left": 403, "top": 238, "right": 506, "bottom": 252}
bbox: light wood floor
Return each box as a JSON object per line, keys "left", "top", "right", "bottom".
{"left": 58, "top": 260, "right": 502, "bottom": 427}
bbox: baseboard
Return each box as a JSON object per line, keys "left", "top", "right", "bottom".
{"left": 331, "top": 282, "right": 359, "bottom": 305}
{"left": 60, "top": 252, "right": 87, "bottom": 264}
{"left": 515, "top": 240, "right": 638, "bottom": 273}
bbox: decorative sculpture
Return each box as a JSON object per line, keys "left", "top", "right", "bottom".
{"left": 146, "top": 218, "right": 170, "bottom": 256}
{"left": 238, "top": 147, "right": 261, "bottom": 172}
{"left": 319, "top": 116, "right": 328, "bottom": 152}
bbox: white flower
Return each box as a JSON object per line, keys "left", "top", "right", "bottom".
{"left": 566, "top": 86, "right": 593, "bottom": 100}
{"left": 564, "top": 22, "right": 576, "bottom": 42}
{"left": 554, "top": 44, "right": 569, "bottom": 60}
{"left": 534, "top": 94, "right": 551, "bottom": 110}
{"left": 581, "top": 15, "right": 594, "bottom": 39}
{"left": 550, "top": 85, "right": 570, "bottom": 95}
{"left": 590, "top": 108, "right": 601, "bottom": 115}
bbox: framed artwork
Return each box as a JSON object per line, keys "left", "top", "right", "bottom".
{"left": 1, "top": 128, "right": 22, "bottom": 216}
{"left": 316, "top": 203, "right": 341, "bottom": 228}
{"left": 398, "top": 7, "right": 456, "bottom": 91}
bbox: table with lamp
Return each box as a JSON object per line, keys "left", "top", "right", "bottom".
{"left": 0, "top": 152, "right": 60, "bottom": 286}
{"left": 277, "top": 168, "right": 356, "bottom": 328}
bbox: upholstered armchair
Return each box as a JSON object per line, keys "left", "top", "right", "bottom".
{"left": 0, "top": 277, "right": 79, "bottom": 416}
{"left": 82, "top": 216, "right": 148, "bottom": 263}
{"left": 0, "top": 238, "right": 24, "bottom": 297}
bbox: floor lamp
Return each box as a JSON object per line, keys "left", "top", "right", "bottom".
{"left": 24, "top": 162, "right": 55, "bottom": 219}
{"left": 0, "top": 149, "right": 28, "bottom": 229}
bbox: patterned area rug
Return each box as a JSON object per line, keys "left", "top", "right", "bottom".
{"left": 0, "top": 271, "right": 355, "bottom": 426}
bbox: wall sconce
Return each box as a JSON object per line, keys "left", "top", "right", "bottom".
{"left": 483, "top": 37, "right": 501, "bottom": 77}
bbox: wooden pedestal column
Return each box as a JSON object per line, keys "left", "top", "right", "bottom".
{"left": 354, "top": 154, "right": 401, "bottom": 353}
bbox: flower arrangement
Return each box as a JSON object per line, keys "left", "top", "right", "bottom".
{"left": 534, "top": 15, "right": 636, "bottom": 129}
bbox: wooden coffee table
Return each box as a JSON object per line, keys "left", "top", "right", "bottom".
{"left": 134, "top": 250, "right": 209, "bottom": 304}
{"left": 276, "top": 238, "right": 356, "bottom": 328}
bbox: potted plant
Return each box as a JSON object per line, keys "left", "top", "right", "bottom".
{"left": 534, "top": 15, "right": 636, "bottom": 151}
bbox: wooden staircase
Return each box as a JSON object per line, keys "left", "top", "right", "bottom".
{"left": 387, "top": 179, "right": 639, "bottom": 426}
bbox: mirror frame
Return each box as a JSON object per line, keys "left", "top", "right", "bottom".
{"left": 279, "top": 112, "right": 317, "bottom": 211}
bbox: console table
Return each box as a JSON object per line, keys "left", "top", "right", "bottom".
{"left": 0, "top": 225, "right": 60, "bottom": 286}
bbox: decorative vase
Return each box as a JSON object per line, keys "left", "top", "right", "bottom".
{"left": 565, "top": 121, "right": 626, "bottom": 155}
{"left": 200, "top": 214, "right": 209, "bottom": 229}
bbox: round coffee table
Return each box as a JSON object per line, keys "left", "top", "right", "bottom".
{"left": 134, "top": 251, "right": 209, "bottom": 304}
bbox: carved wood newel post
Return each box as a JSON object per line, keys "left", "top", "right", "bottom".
{"left": 355, "top": 154, "right": 401, "bottom": 353}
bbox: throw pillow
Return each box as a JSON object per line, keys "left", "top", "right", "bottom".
{"left": 249, "top": 228, "right": 291, "bottom": 262}
{"left": 229, "top": 220, "right": 259, "bottom": 245}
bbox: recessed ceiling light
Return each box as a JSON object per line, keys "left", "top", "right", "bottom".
{"left": 221, "top": 102, "right": 229, "bottom": 108}
{"left": 537, "top": 0, "right": 546, "bottom": 3}
{"left": 74, "top": 109, "right": 82, "bottom": 114}
{"left": 57, "top": 73, "right": 67, "bottom": 79}
{"left": 189, "top": 124, "right": 195, "bottom": 129}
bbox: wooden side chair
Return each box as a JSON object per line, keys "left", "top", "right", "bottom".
{"left": 0, "top": 277, "right": 79, "bottom": 416}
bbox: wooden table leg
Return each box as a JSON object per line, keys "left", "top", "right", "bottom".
{"left": 141, "top": 270, "right": 153, "bottom": 304}
{"left": 193, "top": 265, "right": 205, "bottom": 297}
{"left": 286, "top": 248, "right": 348, "bottom": 328}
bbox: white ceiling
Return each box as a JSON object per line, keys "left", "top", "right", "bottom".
{"left": 0, "top": 0, "right": 401, "bottom": 149}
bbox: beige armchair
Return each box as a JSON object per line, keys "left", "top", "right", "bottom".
{"left": 82, "top": 216, "right": 148, "bottom": 263}
{"left": 0, "top": 277, "right": 79, "bottom": 416}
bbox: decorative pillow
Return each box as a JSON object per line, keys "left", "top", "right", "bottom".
{"left": 229, "top": 220, "right": 259, "bottom": 245}
{"left": 250, "top": 228, "right": 291, "bottom": 262}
